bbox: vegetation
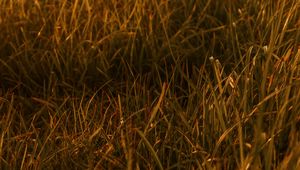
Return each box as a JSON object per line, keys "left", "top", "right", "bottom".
{"left": 0, "top": 0, "right": 299, "bottom": 169}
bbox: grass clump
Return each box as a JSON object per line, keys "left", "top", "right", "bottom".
{"left": 0, "top": 0, "right": 300, "bottom": 169}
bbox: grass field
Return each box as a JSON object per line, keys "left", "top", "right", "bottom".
{"left": 0, "top": 0, "right": 300, "bottom": 169}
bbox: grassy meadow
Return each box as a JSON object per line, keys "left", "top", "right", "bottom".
{"left": 0, "top": 0, "right": 300, "bottom": 169}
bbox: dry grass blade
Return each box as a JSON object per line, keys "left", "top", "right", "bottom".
{"left": 136, "top": 129, "right": 164, "bottom": 170}
{"left": 143, "top": 82, "right": 167, "bottom": 134}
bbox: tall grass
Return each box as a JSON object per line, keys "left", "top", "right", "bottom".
{"left": 0, "top": 0, "right": 300, "bottom": 169}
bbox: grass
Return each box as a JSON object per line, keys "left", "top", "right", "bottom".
{"left": 0, "top": 0, "right": 300, "bottom": 169}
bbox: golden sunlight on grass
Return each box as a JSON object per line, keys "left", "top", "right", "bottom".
{"left": 0, "top": 0, "right": 300, "bottom": 169}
